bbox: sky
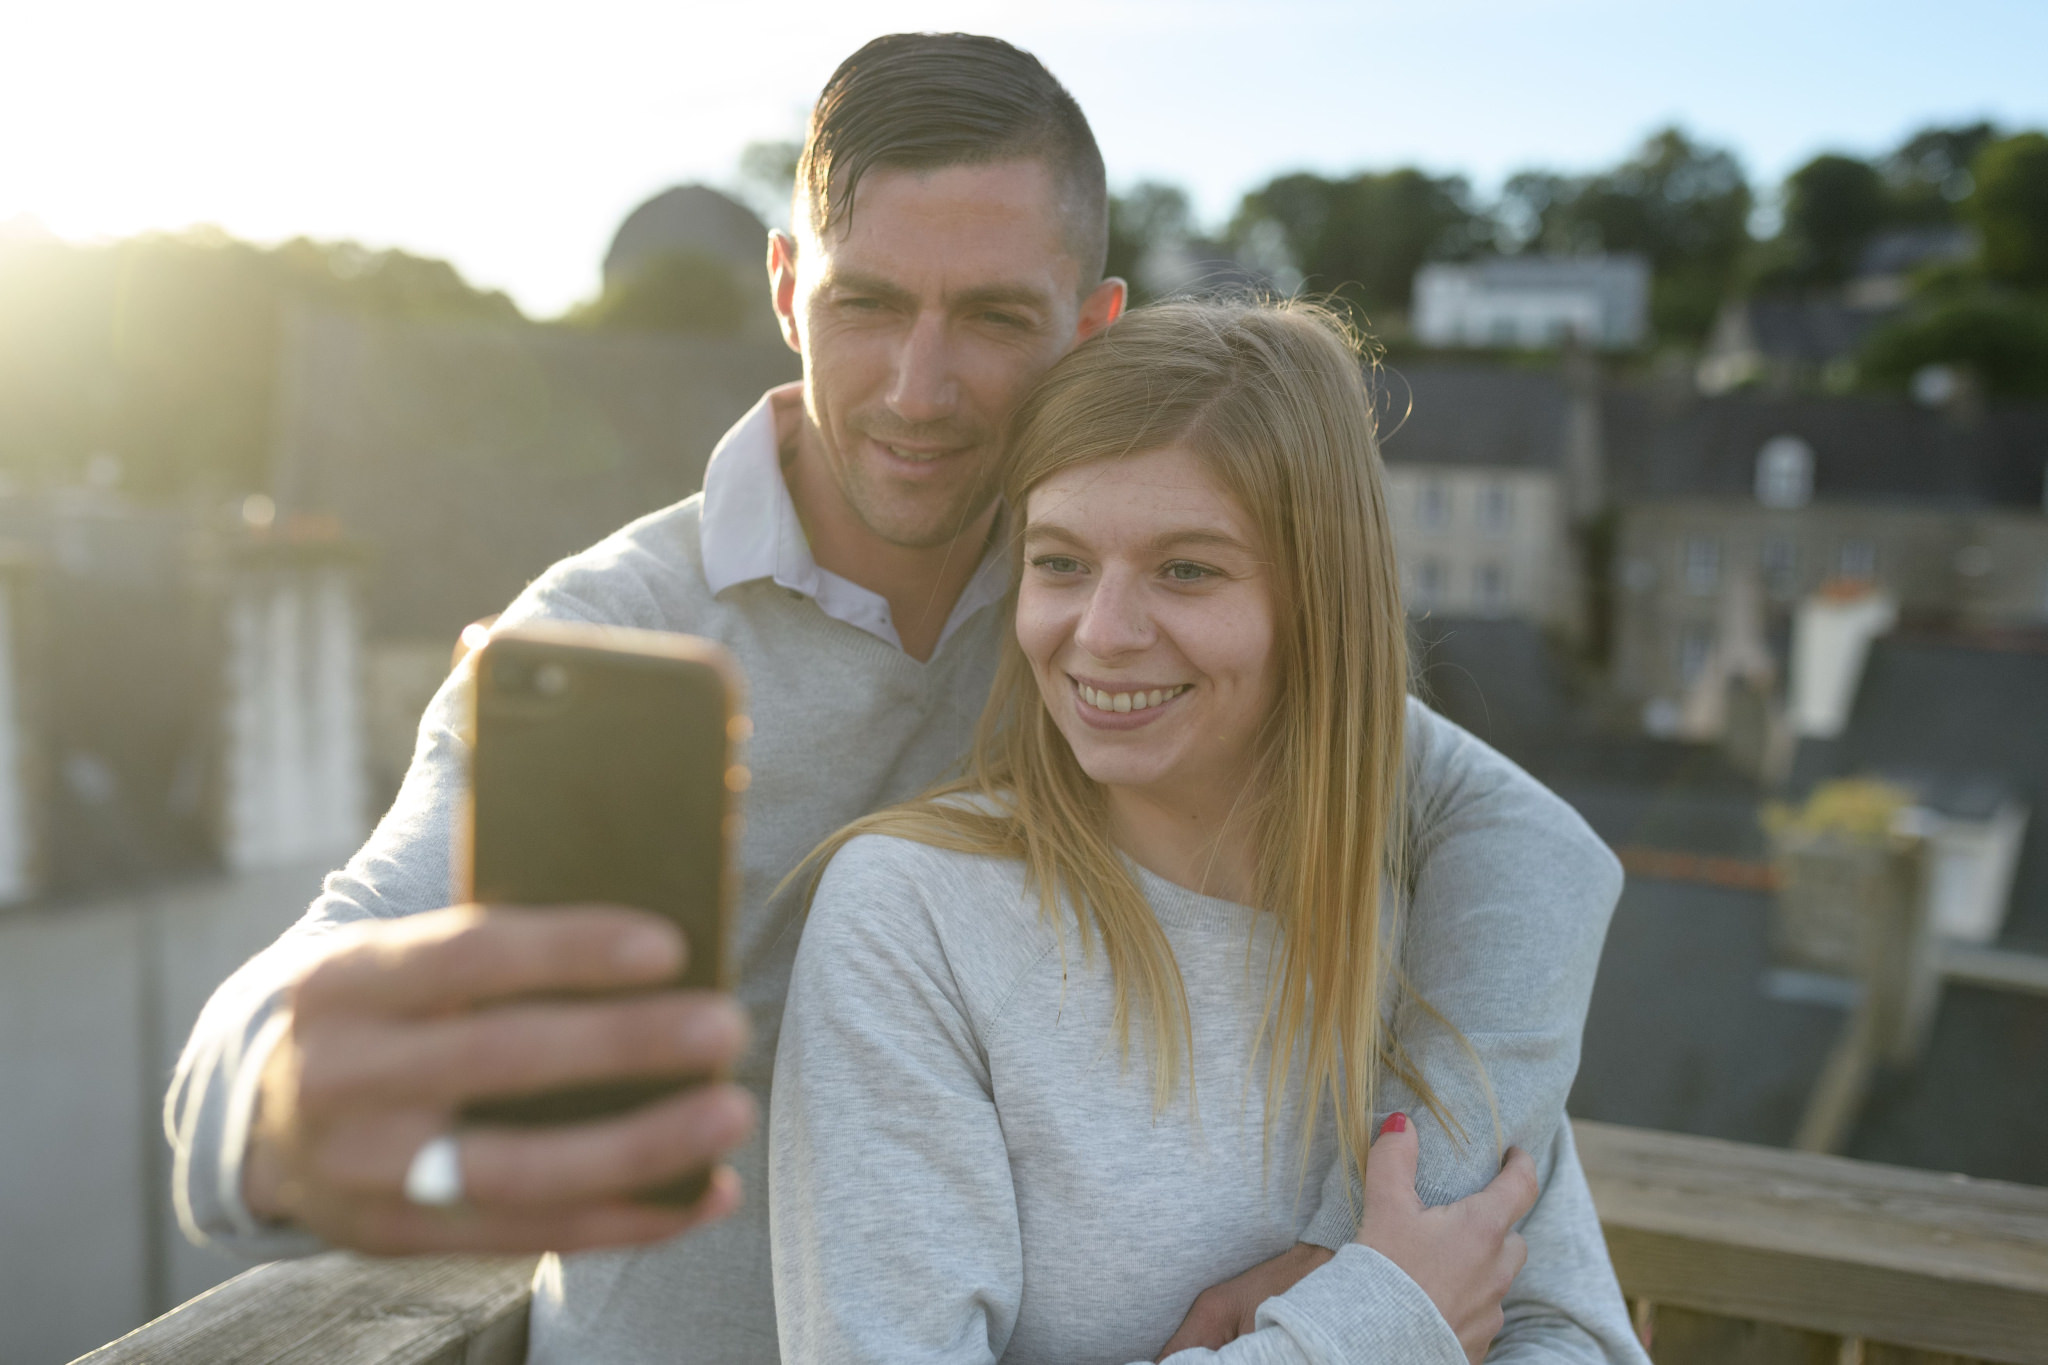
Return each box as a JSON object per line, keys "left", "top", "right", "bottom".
{"left": 5, "top": 0, "right": 2046, "bottom": 318}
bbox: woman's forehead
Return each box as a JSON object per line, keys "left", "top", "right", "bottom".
{"left": 1022, "top": 447, "right": 1253, "bottom": 535}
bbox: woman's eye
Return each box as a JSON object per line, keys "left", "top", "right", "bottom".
{"left": 1164, "top": 561, "right": 1214, "bottom": 583}
{"left": 1031, "top": 555, "right": 1084, "bottom": 575}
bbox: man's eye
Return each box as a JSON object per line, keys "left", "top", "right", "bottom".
{"left": 981, "top": 311, "right": 1028, "bottom": 329}
{"left": 1164, "top": 561, "right": 1214, "bottom": 583}
{"left": 1031, "top": 555, "right": 1084, "bottom": 575}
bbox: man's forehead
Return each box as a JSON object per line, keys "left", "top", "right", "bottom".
{"left": 803, "top": 159, "right": 1083, "bottom": 297}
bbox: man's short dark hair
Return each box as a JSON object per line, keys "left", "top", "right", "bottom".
{"left": 797, "top": 33, "right": 1109, "bottom": 285}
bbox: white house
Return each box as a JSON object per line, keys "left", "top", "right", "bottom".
{"left": 1413, "top": 255, "right": 1650, "bottom": 351}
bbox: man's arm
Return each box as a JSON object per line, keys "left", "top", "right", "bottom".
{"left": 1487, "top": 1122, "right": 1649, "bottom": 1364}
{"left": 1302, "top": 698, "right": 1622, "bottom": 1234}
{"left": 1171, "top": 700, "right": 1623, "bottom": 1345}
{"left": 167, "top": 582, "right": 754, "bottom": 1259}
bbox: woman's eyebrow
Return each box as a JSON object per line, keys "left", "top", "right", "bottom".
{"left": 1021, "top": 523, "right": 1086, "bottom": 549}
{"left": 1147, "top": 528, "right": 1256, "bottom": 555}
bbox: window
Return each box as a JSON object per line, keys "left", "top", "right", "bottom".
{"left": 1755, "top": 435, "right": 1815, "bottom": 510}
{"left": 1417, "top": 480, "right": 1451, "bottom": 530}
{"left": 1477, "top": 562, "right": 1508, "bottom": 614}
{"left": 1761, "top": 537, "right": 1799, "bottom": 598}
{"left": 1684, "top": 536, "right": 1721, "bottom": 595}
{"left": 1678, "top": 626, "right": 1713, "bottom": 684}
{"left": 1839, "top": 539, "right": 1878, "bottom": 580}
{"left": 1477, "top": 483, "right": 1513, "bottom": 536}
{"left": 1413, "top": 557, "right": 1447, "bottom": 606}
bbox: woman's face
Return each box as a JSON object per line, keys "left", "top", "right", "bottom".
{"left": 1017, "top": 446, "right": 1279, "bottom": 803}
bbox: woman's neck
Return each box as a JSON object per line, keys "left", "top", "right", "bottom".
{"left": 1105, "top": 782, "right": 1260, "bottom": 907}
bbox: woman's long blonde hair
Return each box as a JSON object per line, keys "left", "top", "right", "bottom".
{"left": 801, "top": 298, "right": 1453, "bottom": 1194}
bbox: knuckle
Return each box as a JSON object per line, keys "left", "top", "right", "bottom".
{"left": 618, "top": 1115, "right": 686, "bottom": 1181}
{"left": 292, "top": 1038, "right": 352, "bottom": 1114}
{"left": 613, "top": 999, "right": 687, "bottom": 1069}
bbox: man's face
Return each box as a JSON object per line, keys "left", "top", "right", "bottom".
{"left": 771, "top": 159, "right": 1123, "bottom": 550}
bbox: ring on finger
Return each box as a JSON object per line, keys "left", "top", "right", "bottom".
{"left": 403, "top": 1134, "right": 465, "bottom": 1207}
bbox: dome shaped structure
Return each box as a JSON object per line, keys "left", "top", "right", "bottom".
{"left": 603, "top": 185, "right": 768, "bottom": 291}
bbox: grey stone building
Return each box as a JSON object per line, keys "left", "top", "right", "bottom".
{"left": 1376, "top": 362, "right": 1601, "bottom": 632}
{"left": 1602, "top": 390, "right": 2048, "bottom": 737}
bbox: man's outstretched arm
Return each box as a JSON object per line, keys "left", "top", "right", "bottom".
{"left": 167, "top": 594, "right": 754, "bottom": 1259}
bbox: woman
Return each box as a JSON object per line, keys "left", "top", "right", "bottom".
{"left": 768, "top": 300, "right": 1643, "bottom": 1364}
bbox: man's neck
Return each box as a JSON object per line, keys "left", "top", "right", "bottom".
{"left": 778, "top": 399, "right": 998, "bottom": 663}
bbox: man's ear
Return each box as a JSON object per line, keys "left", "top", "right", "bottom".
{"left": 768, "top": 230, "right": 802, "bottom": 354}
{"left": 1074, "top": 275, "right": 1126, "bottom": 344}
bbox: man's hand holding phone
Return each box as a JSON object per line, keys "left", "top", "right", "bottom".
{"left": 241, "top": 904, "right": 755, "bottom": 1256}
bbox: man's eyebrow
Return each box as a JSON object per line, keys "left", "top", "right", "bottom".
{"left": 817, "top": 268, "right": 915, "bottom": 304}
{"left": 954, "top": 283, "right": 1055, "bottom": 312}
{"left": 819, "top": 268, "right": 1053, "bottom": 314}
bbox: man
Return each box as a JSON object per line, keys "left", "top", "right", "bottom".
{"left": 169, "top": 33, "right": 1628, "bottom": 1363}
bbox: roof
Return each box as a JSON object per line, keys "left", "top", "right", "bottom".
{"left": 1857, "top": 226, "right": 1976, "bottom": 279}
{"left": 603, "top": 185, "right": 768, "bottom": 288}
{"left": 1602, "top": 387, "right": 2048, "bottom": 507}
{"left": 1735, "top": 298, "right": 1895, "bottom": 366}
{"left": 1374, "top": 363, "right": 1574, "bottom": 469}
{"left": 1803, "top": 630, "right": 2048, "bottom": 949}
{"left": 1419, "top": 254, "right": 1650, "bottom": 290}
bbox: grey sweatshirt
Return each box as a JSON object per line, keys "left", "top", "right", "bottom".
{"left": 772, "top": 836, "right": 1645, "bottom": 1365}
{"left": 167, "top": 403, "right": 1632, "bottom": 1364}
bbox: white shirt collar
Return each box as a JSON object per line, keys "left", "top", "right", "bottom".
{"left": 699, "top": 384, "right": 1009, "bottom": 654}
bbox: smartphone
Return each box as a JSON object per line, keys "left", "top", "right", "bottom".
{"left": 458, "top": 621, "right": 745, "bottom": 1205}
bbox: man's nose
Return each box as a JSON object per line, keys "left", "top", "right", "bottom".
{"left": 1073, "top": 570, "right": 1152, "bottom": 659}
{"left": 886, "top": 312, "right": 959, "bottom": 423}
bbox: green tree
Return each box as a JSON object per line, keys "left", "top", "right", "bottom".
{"left": 1504, "top": 128, "right": 1752, "bottom": 342}
{"left": 1882, "top": 122, "right": 1999, "bottom": 226}
{"left": 736, "top": 139, "right": 803, "bottom": 229}
{"left": 1105, "top": 182, "right": 1194, "bottom": 300}
{"left": 1858, "top": 295, "right": 2048, "bottom": 396}
{"left": 0, "top": 230, "right": 520, "bottom": 499}
{"left": 1970, "top": 132, "right": 2048, "bottom": 290}
{"left": 1229, "top": 168, "right": 1482, "bottom": 315}
{"left": 566, "top": 252, "right": 747, "bottom": 334}
{"left": 1777, "top": 153, "right": 1890, "bottom": 286}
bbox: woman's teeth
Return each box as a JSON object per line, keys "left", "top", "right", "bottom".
{"left": 1076, "top": 682, "right": 1189, "bottom": 714}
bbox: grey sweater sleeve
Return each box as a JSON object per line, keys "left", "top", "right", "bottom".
{"left": 768, "top": 840, "right": 1467, "bottom": 1365}
{"left": 1488, "top": 1122, "right": 1650, "bottom": 1365}
{"left": 1299, "top": 700, "right": 1623, "bottom": 1249}
{"left": 163, "top": 659, "right": 480, "bottom": 1257}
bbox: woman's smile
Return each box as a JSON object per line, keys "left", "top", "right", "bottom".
{"left": 1070, "top": 676, "right": 1193, "bottom": 723}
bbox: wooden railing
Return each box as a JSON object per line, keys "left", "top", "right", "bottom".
{"left": 75, "top": 1121, "right": 2048, "bottom": 1365}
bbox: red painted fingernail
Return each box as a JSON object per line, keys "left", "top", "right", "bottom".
{"left": 1380, "top": 1112, "right": 1408, "bottom": 1136}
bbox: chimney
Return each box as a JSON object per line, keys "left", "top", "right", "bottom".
{"left": 1788, "top": 582, "right": 1897, "bottom": 739}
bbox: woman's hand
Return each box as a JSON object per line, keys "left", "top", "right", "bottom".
{"left": 1355, "top": 1114, "right": 1538, "bottom": 1364}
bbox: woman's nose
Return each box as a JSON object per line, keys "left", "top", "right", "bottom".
{"left": 1073, "top": 571, "right": 1152, "bottom": 658}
